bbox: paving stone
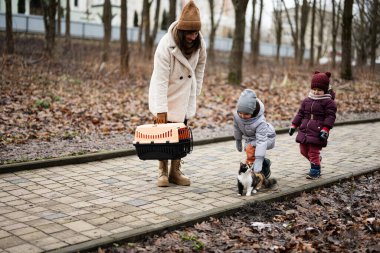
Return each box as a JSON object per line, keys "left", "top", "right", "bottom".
{"left": 10, "top": 226, "right": 38, "bottom": 236}
{"left": 36, "top": 223, "right": 67, "bottom": 234}
{"left": 80, "top": 228, "right": 111, "bottom": 239}
{"left": 62, "top": 220, "right": 96, "bottom": 232}
{"left": 5, "top": 243, "right": 42, "bottom": 253}
{"left": 0, "top": 236, "right": 26, "bottom": 249}
{"left": 0, "top": 230, "right": 11, "bottom": 239}
{"left": 39, "top": 241, "right": 68, "bottom": 251}
{"left": 62, "top": 234, "right": 90, "bottom": 245}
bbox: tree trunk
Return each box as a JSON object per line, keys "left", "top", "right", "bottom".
{"left": 208, "top": 0, "right": 224, "bottom": 62}
{"left": 340, "top": 0, "right": 353, "bottom": 80}
{"left": 250, "top": 0, "right": 257, "bottom": 61}
{"left": 101, "top": 0, "right": 112, "bottom": 64}
{"left": 168, "top": 0, "right": 177, "bottom": 26}
{"left": 208, "top": 0, "right": 216, "bottom": 61}
{"left": 298, "top": 0, "right": 309, "bottom": 65}
{"left": 228, "top": 0, "right": 249, "bottom": 85}
{"left": 120, "top": 0, "right": 129, "bottom": 76}
{"left": 42, "top": 0, "right": 57, "bottom": 57}
{"left": 149, "top": 0, "right": 161, "bottom": 59}
{"left": 317, "top": 0, "right": 326, "bottom": 61}
{"left": 282, "top": 0, "right": 299, "bottom": 61}
{"left": 143, "top": 0, "right": 156, "bottom": 59}
{"left": 5, "top": 0, "right": 14, "bottom": 54}
{"left": 273, "top": 0, "right": 282, "bottom": 63}
{"left": 252, "top": 0, "right": 263, "bottom": 66}
{"left": 65, "top": 0, "right": 71, "bottom": 50}
{"left": 331, "top": 0, "right": 341, "bottom": 68}
{"left": 353, "top": 0, "right": 368, "bottom": 67}
{"left": 309, "top": 0, "right": 316, "bottom": 67}
{"left": 370, "top": 0, "right": 379, "bottom": 72}
{"left": 138, "top": 3, "right": 145, "bottom": 49}
{"left": 57, "top": 0, "right": 61, "bottom": 36}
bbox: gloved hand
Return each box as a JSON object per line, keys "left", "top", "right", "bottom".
{"left": 289, "top": 125, "right": 296, "bottom": 136}
{"left": 236, "top": 140, "right": 242, "bottom": 152}
{"left": 156, "top": 112, "right": 167, "bottom": 124}
{"left": 319, "top": 128, "right": 329, "bottom": 140}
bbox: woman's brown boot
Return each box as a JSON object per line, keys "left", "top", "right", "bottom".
{"left": 157, "top": 160, "right": 169, "bottom": 187}
{"left": 169, "top": 159, "right": 190, "bottom": 186}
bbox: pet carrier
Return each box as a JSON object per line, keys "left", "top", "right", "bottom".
{"left": 133, "top": 123, "right": 193, "bottom": 160}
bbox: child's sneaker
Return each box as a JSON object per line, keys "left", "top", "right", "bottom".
{"left": 306, "top": 164, "right": 321, "bottom": 180}
{"left": 306, "top": 173, "right": 321, "bottom": 180}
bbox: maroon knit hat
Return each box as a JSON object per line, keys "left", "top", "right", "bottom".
{"left": 311, "top": 71, "right": 331, "bottom": 93}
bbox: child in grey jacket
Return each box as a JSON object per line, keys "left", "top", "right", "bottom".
{"left": 233, "top": 89, "right": 276, "bottom": 176}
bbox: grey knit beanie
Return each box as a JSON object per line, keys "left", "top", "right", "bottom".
{"left": 237, "top": 89, "right": 257, "bottom": 115}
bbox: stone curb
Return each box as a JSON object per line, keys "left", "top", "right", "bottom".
{"left": 46, "top": 165, "right": 380, "bottom": 253}
{"left": 1, "top": 118, "right": 379, "bottom": 174}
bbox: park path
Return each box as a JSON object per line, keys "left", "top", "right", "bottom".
{"left": 0, "top": 122, "right": 379, "bottom": 253}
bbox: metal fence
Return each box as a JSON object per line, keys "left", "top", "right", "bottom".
{"left": 0, "top": 13, "right": 305, "bottom": 58}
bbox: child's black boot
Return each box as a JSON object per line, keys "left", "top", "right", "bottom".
{"left": 306, "top": 163, "right": 321, "bottom": 180}
{"left": 262, "top": 158, "right": 271, "bottom": 179}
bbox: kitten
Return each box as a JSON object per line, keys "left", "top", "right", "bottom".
{"left": 237, "top": 162, "right": 277, "bottom": 196}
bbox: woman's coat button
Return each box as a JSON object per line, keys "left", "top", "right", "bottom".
{"left": 180, "top": 76, "right": 183, "bottom": 80}
{"left": 188, "top": 75, "right": 191, "bottom": 78}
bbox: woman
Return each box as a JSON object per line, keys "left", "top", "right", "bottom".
{"left": 149, "top": 0, "right": 207, "bottom": 187}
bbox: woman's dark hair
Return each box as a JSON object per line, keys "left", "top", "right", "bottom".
{"left": 176, "top": 30, "right": 201, "bottom": 56}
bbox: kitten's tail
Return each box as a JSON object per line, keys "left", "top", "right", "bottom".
{"left": 264, "top": 178, "right": 277, "bottom": 188}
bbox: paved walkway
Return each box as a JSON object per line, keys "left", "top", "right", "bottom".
{"left": 0, "top": 122, "right": 379, "bottom": 253}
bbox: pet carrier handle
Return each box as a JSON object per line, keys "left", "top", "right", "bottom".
{"left": 189, "top": 127, "right": 193, "bottom": 153}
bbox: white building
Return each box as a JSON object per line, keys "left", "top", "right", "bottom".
{"left": 0, "top": 0, "right": 237, "bottom": 38}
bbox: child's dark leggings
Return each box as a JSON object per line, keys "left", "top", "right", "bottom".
{"left": 300, "top": 143, "right": 322, "bottom": 165}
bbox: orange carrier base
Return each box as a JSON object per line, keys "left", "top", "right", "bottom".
{"left": 133, "top": 123, "right": 193, "bottom": 160}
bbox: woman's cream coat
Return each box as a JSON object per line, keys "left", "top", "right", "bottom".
{"left": 149, "top": 21, "right": 207, "bottom": 123}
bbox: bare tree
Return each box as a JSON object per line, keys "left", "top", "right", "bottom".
{"left": 65, "top": 0, "right": 71, "bottom": 50}
{"left": 252, "top": 0, "right": 263, "bottom": 66}
{"left": 250, "top": 0, "right": 257, "bottom": 62}
{"left": 273, "top": 0, "right": 283, "bottom": 63}
{"left": 120, "top": 0, "right": 129, "bottom": 76}
{"left": 298, "top": 0, "right": 309, "bottom": 65}
{"left": 143, "top": 0, "right": 161, "bottom": 59}
{"left": 331, "top": 0, "right": 342, "bottom": 68}
{"left": 228, "top": 0, "right": 249, "bottom": 85}
{"left": 309, "top": 0, "right": 316, "bottom": 67}
{"left": 317, "top": 0, "right": 327, "bottom": 61}
{"left": 282, "top": 0, "right": 300, "bottom": 61}
{"left": 353, "top": 0, "right": 370, "bottom": 67}
{"left": 42, "top": 0, "right": 57, "bottom": 57}
{"left": 208, "top": 0, "right": 225, "bottom": 62}
{"left": 168, "top": 0, "right": 177, "bottom": 26}
{"left": 138, "top": 2, "right": 145, "bottom": 47}
{"left": 341, "top": 0, "right": 354, "bottom": 80}
{"left": 57, "top": 0, "right": 61, "bottom": 36}
{"left": 370, "top": 0, "right": 379, "bottom": 72}
{"left": 100, "top": 0, "right": 114, "bottom": 68}
{"left": 5, "top": 0, "right": 14, "bottom": 54}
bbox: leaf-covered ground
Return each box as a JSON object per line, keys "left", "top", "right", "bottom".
{"left": 86, "top": 171, "right": 380, "bottom": 253}
{"left": 1, "top": 34, "right": 379, "bottom": 164}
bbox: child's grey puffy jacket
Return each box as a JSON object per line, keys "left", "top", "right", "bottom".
{"left": 233, "top": 99, "right": 276, "bottom": 171}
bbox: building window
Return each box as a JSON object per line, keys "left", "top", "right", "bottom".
{"left": 74, "top": 0, "right": 78, "bottom": 7}
{"left": 30, "top": 0, "right": 43, "bottom": 15}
